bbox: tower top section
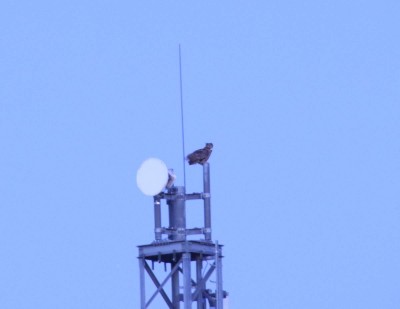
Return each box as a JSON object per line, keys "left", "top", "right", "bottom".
{"left": 136, "top": 157, "right": 212, "bottom": 242}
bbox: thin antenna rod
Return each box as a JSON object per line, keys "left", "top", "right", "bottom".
{"left": 179, "top": 44, "right": 186, "bottom": 189}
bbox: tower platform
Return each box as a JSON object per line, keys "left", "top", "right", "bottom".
{"left": 138, "top": 240, "right": 223, "bottom": 263}
{"left": 138, "top": 240, "right": 225, "bottom": 308}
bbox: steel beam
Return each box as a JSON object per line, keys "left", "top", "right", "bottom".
{"left": 139, "top": 257, "right": 146, "bottom": 309}
{"left": 171, "top": 261, "right": 180, "bottom": 309}
{"left": 196, "top": 258, "right": 206, "bottom": 309}
{"left": 215, "top": 242, "right": 223, "bottom": 309}
{"left": 182, "top": 253, "right": 192, "bottom": 309}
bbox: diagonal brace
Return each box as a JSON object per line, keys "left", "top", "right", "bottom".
{"left": 191, "top": 262, "right": 216, "bottom": 301}
{"left": 145, "top": 258, "right": 182, "bottom": 308}
{"left": 144, "top": 261, "right": 174, "bottom": 308}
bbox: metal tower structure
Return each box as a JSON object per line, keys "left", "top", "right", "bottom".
{"left": 137, "top": 162, "right": 228, "bottom": 308}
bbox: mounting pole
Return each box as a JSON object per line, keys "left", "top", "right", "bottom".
{"left": 203, "top": 162, "right": 212, "bottom": 241}
{"left": 153, "top": 196, "right": 162, "bottom": 241}
{"left": 168, "top": 186, "right": 186, "bottom": 241}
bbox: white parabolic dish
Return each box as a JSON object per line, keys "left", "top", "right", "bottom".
{"left": 136, "top": 158, "right": 169, "bottom": 196}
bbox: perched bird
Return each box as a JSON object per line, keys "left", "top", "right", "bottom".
{"left": 186, "top": 143, "right": 213, "bottom": 165}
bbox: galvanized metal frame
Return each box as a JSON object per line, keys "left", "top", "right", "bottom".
{"left": 137, "top": 163, "right": 226, "bottom": 308}
{"left": 138, "top": 241, "right": 224, "bottom": 308}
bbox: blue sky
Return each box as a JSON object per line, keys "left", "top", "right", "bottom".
{"left": 1, "top": 1, "right": 399, "bottom": 308}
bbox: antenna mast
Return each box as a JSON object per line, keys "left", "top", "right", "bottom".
{"left": 179, "top": 44, "right": 186, "bottom": 189}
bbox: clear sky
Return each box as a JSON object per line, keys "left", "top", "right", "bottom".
{"left": 1, "top": 1, "right": 399, "bottom": 308}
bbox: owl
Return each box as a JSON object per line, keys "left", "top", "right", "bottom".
{"left": 186, "top": 143, "right": 213, "bottom": 165}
